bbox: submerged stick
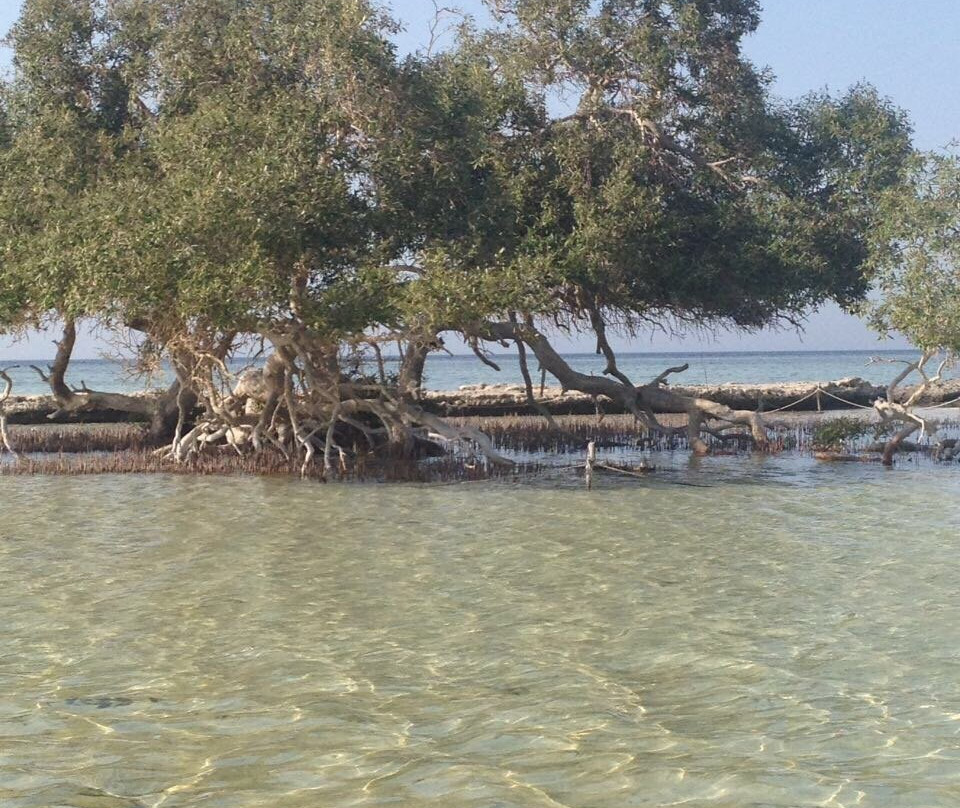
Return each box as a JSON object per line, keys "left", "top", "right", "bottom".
{"left": 585, "top": 440, "right": 596, "bottom": 490}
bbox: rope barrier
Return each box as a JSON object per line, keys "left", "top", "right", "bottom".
{"left": 761, "top": 386, "right": 824, "bottom": 414}
{"left": 815, "top": 386, "right": 960, "bottom": 412}
{"left": 760, "top": 385, "right": 875, "bottom": 414}
{"left": 743, "top": 382, "right": 960, "bottom": 415}
{"left": 760, "top": 384, "right": 887, "bottom": 413}
{"left": 931, "top": 391, "right": 960, "bottom": 409}
{"left": 814, "top": 387, "right": 876, "bottom": 410}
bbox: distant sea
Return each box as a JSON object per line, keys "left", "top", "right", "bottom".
{"left": 0, "top": 350, "right": 941, "bottom": 398}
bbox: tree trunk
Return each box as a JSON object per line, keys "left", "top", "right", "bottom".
{"left": 397, "top": 337, "right": 436, "bottom": 399}
{"left": 31, "top": 319, "right": 189, "bottom": 442}
{"left": 474, "top": 319, "right": 768, "bottom": 453}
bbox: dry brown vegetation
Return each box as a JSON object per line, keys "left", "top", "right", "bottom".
{"left": 3, "top": 409, "right": 957, "bottom": 483}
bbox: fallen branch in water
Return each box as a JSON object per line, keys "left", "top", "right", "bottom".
{"left": 870, "top": 350, "right": 952, "bottom": 465}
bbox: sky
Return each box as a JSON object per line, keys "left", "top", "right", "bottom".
{"left": 2, "top": 0, "right": 959, "bottom": 358}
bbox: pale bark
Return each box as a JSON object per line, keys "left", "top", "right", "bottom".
{"left": 248, "top": 352, "right": 288, "bottom": 451}
{"left": 871, "top": 350, "right": 947, "bottom": 466}
{"left": 394, "top": 401, "right": 513, "bottom": 466}
{"left": 474, "top": 319, "right": 768, "bottom": 454}
{"left": 512, "top": 314, "right": 557, "bottom": 427}
{"left": 170, "top": 320, "right": 514, "bottom": 475}
{"left": 30, "top": 319, "right": 188, "bottom": 440}
{"left": 0, "top": 366, "right": 19, "bottom": 457}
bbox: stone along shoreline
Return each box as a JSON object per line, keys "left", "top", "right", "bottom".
{"left": 5, "top": 377, "right": 960, "bottom": 424}
{"left": 421, "top": 377, "right": 960, "bottom": 417}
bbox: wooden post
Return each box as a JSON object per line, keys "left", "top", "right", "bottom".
{"left": 586, "top": 440, "right": 596, "bottom": 490}
{"left": 816, "top": 387, "right": 822, "bottom": 413}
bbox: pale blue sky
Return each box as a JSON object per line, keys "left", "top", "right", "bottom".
{"left": 3, "top": 0, "right": 957, "bottom": 357}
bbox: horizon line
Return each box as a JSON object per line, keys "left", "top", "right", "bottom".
{"left": 0, "top": 347, "right": 922, "bottom": 362}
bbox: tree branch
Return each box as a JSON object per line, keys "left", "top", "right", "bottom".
{"left": 652, "top": 363, "right": 690, "bottom": 385}
{"left": 0, "top": 366, "right": 20, "bottom": 457}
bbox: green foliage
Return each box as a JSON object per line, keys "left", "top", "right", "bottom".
{"left": 0, "top": 0, "right": 408, "bottom": 342}
{"left": 0, "top": 0, "right": 918, "bottom": 369}
{"left": 403, "top": 1, "right": 914, "bottom": 335}
{"left": 811, "top": 416, "right": 871, "bottom": 451}
{"left": 863, "top": 153, "right": 960, "bottom": 354}
{"left": 0, "top": 0, "right": 147, "bottom": 327}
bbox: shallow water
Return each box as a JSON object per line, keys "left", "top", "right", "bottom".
{"left": 2, "top": 461, "right": 960, "bottom": 807}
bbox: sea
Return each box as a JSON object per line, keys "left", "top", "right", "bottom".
{"left": 4, "top": 348, "right": 960, "bottom": 806}
{"left": 5, "top": 461, "right": 960, "bottom": 806}
{"left": 0, "top": 349, "right": 941, "bottom": 397}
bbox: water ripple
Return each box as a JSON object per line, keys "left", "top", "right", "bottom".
{"left": 1, "top": 468, "right": 960, "bottom": 805}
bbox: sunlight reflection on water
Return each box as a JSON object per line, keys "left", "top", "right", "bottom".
{"left": 2, "top": 463, "right": 960, "bottom": 806}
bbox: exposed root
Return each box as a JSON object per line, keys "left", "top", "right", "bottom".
{"left": 0, "top": 366, "right": 20, "bottom": 458}
{"left": 148, "top": 332, "right": 514, "bottom": 478}
{"left": 16, "top": 315, "right": 789, "bottom": 475}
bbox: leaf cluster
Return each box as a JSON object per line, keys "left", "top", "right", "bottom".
{"left": 0, "top": 0, "right": 920, "bottom": 359}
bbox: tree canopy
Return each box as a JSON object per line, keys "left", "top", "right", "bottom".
{"left": 863, "top": 152, "right": 960, "bottom": 355}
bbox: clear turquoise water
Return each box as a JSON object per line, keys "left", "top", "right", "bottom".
{"left": 3, "top": 461, "right": 960, "bottom": 806}
{"left": 0, "top": 350, "right": 937, "bottom": 397}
